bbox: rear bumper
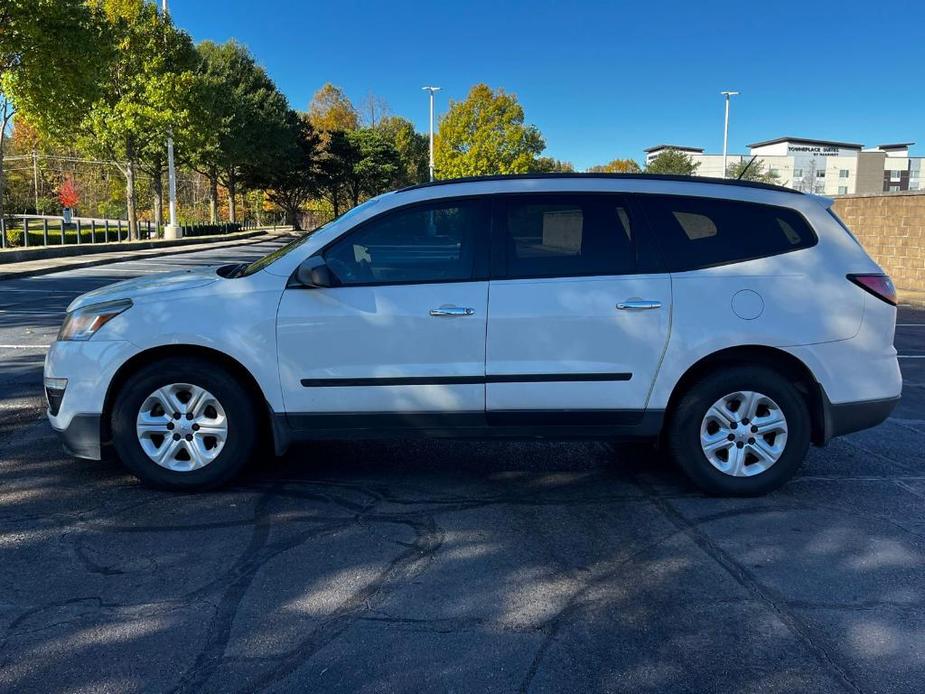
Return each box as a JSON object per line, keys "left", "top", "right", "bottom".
{"left": 51, "top": 412, "right": 102, "bottom": 460}
{"left": 822, "top": 394, "right": 900, "bottom": 442}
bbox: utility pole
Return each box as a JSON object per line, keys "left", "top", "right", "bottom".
{"left": 422, "top": 86, "right": 441, "bottom": 181}
{"left": 32, "top": 149, "right": 39, "bottom": 212}
{"left": 162, "top": 0, "right": 181, "bottom": 238}
{"left": 721, "top": 91, "right": 739, "bottom": 178}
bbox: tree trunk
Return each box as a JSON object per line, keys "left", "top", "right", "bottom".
{"left": 208, "top": 170, "right": 218, "bottom": 224}
{"left": 0, "top": 110, "right": 8, "bottom": 223}
{"left": 285, "top": 206, "right": 299, "bottom": 231}
{"left": 125, "top": 159, "right": 138, "bottom": 241}
{"left": 152, "top": 173, "right": 163, "bottom": 233}
{"left": 227, "top": 171, "right": 237, "bottom": 223}
{"left": 0, "top": 134, "right": 5, "bottom": 224}
{"left": 330, "top": 189, "right": 340, "bottom": 218}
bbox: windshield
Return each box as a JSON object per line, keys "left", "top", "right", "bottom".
{"left": 239, "top": 196, "right": 386, "bottom": 277}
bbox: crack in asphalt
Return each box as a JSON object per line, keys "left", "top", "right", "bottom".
{"left": 635, "top": 475, "right": 865, "bottom": 694}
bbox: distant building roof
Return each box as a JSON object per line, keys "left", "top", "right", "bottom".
{"left": 877, "top": 142, "right": 915, "bottom": 150}
{"left": 643, "top": 144, "right": 704, "bottom": 154}
{"left": 748, "top": 137, "right": 863, "bottom": 150}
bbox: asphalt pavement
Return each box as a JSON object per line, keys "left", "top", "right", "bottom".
{"left": 1, "top": 241, "right": 924, "bottom": 693}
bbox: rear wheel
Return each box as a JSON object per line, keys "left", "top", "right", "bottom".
{"left": 111, "top": 357, "right": 257, "bottom": 490}
{"left": 667, "top": 366, "right": 810, "bottom": 496}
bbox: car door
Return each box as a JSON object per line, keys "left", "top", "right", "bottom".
{"left": 485, "top": 193, "right": 671, "bottom": 422}
{"left": 276, "top": 197, "right": 491, "bottom": 427}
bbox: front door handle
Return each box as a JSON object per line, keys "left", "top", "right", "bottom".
{"left": 616, "top": 300, "right": 662, "bottom": 311}
{"left": 430, "top": 306, "right": 475, "bottom": 317}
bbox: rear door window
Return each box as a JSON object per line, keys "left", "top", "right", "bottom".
{"left": 639, "top": 195, "right": 816, "bottom": 271}
{"left": 497, "top": 195, "right": 636, "bottom": 279}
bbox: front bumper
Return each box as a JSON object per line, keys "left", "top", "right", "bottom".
{"left": 51, "top": 413, "right": 103, "bottom": 460}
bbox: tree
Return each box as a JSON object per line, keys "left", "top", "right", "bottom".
{"left": 726, "top": 158, "right": 780, "bottom": 184}
{"left": 0, "top": 0, "right": 106, "bottom": 219}
{"left": 189, "top": 40, "right": 292, "bottom": 224}
{"left": 434, "top": 84, "right": 545, "bottom": 178}
{"left": 588, "top": 158, "right": 641, "bottom": 173}
{"left": 315, "top": 130, "right": 355, "bottom": 218}
{"left": 78, "top": 0, "right": 199, "bottom": 239}
{"left": 307, "top": 83, "right": 358, "bottom": 133}
{"left": 376, "top": 115, "right": 428, "bottom": 186}
{"left": 243, "top": 112, "right": 319, "bottom": 229}
{"left": 645, "top": 150, "right": 700, "bottom": 176}
{"left": 532, "top": 157, "right": 575, "bottom": 173}
{"left": 345, "top": 128, "right": 400, "bottom": 205}
{"left": 361, "top": 91, "right": 390, "bottom": 128}
{"left": 58, "top": 178, "right": 79, "bottom": 209}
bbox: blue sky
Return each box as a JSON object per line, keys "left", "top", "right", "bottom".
{"left": 171, "top": 0, "right": 924, "bottom": 170}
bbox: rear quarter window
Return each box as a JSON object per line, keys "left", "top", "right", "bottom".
{"left": 639, "top": 195, "right": 817, "bottom": 272}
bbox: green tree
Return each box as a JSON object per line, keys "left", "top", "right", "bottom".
{"left": 345, "top": 128, "right": 401, "bottom": 205}
{"left": 588, "top": 158, "right": 641, "bottom": 173}
{"left": 434, "top": 84, "right": 545, "bottom": 178}
{"left": 0, "top": 0, "right": 106, "bottom": 219}
{"left": 314, "top": 130, "right": 354, "bottom": 218}
{"left": 243, "top": 112, "right": 320, "bottom": 229}
{"left": 376, "top": 115, "right": 428, "bottom": 186}
{"left": 77, "top": 0, "right": 199, "bottom": 239}
{"left": 189, "top": 40, "right": 292, "bottom": 224}
{"left": 532, "top": 157, "right": 575, "bottom": 173}
{"left": 307, "top": 83, "right": 359, "bottom": 133}
{"left": 645, "top": 150, "right": 700, "bottom": 176}
{"left": 726, "top": 157, "right": 780, "bottom": 184}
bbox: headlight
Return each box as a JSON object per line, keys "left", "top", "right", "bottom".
{"left": 57, "top": 299, "right": 133, "bottom": 341}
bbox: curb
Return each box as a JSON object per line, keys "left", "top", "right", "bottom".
{"left": 0, "top": 231, "right": 295, "bottom": 281}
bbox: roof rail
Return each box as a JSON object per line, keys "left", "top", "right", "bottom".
{"left": 397, "top": 172, "right": 802, "bottom": 195}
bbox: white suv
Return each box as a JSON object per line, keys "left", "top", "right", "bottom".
{"left": 45, "top": 174, "right": 901, "bottom": 495}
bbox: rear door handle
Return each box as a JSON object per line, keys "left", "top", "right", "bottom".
{"left": 616, "top": 300, "right": 662, "bottom": 311}
{"left": 430, "top": 306, "right": 475, "bottom": 317}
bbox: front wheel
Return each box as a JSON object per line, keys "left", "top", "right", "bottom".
{"left": 666, "top": 366, "right": 810, "bottom": 496}
{"left": 111, "top": 357, "right": 258, "bottom": 490}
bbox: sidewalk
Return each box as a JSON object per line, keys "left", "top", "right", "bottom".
{"left": 0, "top": 228, "right": 295, "bottom": 280}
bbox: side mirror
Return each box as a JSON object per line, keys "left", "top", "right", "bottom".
{"left": 296, "top": 256, "right": 334, "bottom": 288}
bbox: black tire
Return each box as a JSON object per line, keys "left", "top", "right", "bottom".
{"left": 111, "top": 357, "right": 258, "bottom": 490}
{"left": 666, "top": 366, "right": 810, "bottom": 496}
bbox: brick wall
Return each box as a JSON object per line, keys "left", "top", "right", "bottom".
{"left": 832, "top": 191, "right": 925, "bottom": 290}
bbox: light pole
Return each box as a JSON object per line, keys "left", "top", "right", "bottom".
{"left": 422, "top": 86, "right": 441, "bottom": 181}
{"left": 162, "top": 0, "right": 180, "bottom": 238}
{"left": 721, "top": 90, "right": 739, "bottom": 178}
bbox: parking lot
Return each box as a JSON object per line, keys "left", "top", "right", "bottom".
{"left": 1, "top": 240, "right": 924, "bottom": 692}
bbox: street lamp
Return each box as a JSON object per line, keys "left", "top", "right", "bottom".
{"left": 422, "top": 86, "right": 441, "bottom": 182}
{"left": 162, "top": 0, "right": 180, "bottom": 238}
{"left": 721, "top": 90, "right": 739, "bottom": 179}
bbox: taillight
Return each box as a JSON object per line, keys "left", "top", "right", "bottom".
{"left": 847, "top": 273, "right": 897, "bottom": 306}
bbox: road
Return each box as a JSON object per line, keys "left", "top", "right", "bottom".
{"left": 1, "top": 240, "right": 924, "bottom": 693}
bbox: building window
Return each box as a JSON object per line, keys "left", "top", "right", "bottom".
{"left": 838, "top": 186, "right": 848, "bottom": 195}
{"left": 889, "top": 185, "right": 901, "bottom": 192}
{"left": 890, "top": 171, "right": 902, "bottom": 181}
{"left": 816, "top": 169, "right": 826, "bottom": 178}
{"left": 839, "top": 169, "right": 850, "bottom": 178}
{"left": 793, "top": 168, "right": 803, "bottom": 178}
{"left": 769, "top": 168, "right": 780, "bottom": 177}
{"left": 814, "top": 184, "right": 826, "bottom": 194}
{"left": 910, "top": 182, "right": 920, "bottom": 191}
